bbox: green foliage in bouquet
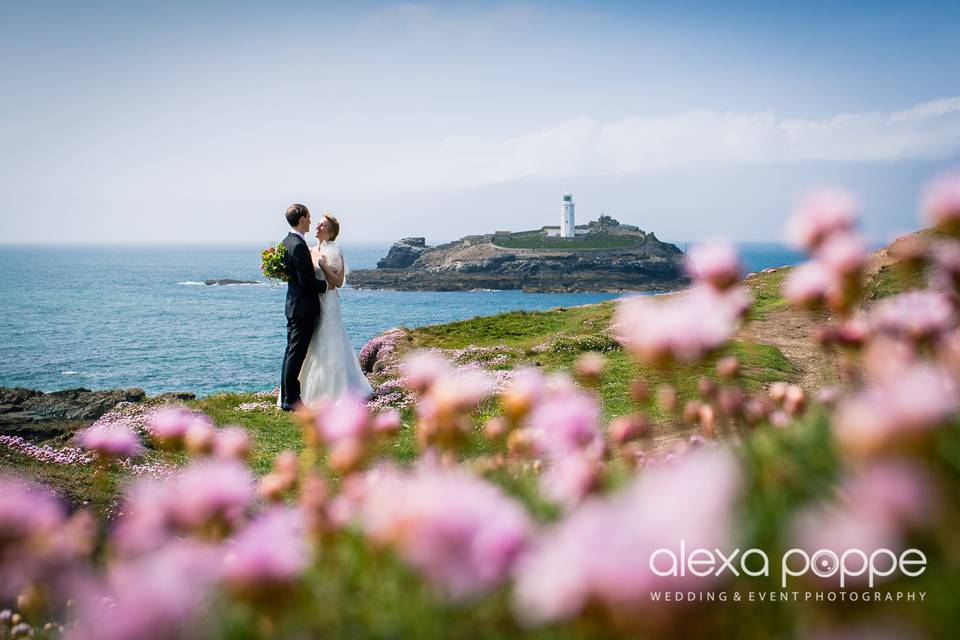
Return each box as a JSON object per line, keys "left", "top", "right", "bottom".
{"left": 260, "top": 242, "right": 288, "bottom": 284}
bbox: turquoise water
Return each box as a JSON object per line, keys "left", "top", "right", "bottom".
{"left": 0, "top": 243, "right": 802, "bottom": 395}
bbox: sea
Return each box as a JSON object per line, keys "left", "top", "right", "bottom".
{"left": 0, "top": 243, "right": 803, "bottom": 396}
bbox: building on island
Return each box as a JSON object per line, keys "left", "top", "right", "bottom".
{"left": 544, "top": 192, "right": 581, "bottom": 238}
{"left": 561, "top": 192, "right": 575, "bottom": 238}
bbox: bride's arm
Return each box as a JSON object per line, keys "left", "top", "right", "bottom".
{"left": 317, "top": 254, "right": 345, "bottom": 288}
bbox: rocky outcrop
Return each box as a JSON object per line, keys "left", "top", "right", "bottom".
{"left": 0, "top": 387, "right": 147, "bottom": 438}
{"left": 377, "top": 237, "right": 429, "bottom": 269}
{"left": 352, "top": 227, "right": 687, "bottom": 293}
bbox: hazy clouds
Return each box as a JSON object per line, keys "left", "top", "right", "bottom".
{"left": 1, "top": 1, "right": 959, "bottom": 245}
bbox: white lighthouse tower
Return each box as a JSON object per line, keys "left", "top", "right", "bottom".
{"left": 560, "top": 192, "right": 575, "bottom": 238}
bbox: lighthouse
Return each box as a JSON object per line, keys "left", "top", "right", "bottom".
{"left": 560, "top": 192, "right": 575, "bottom": 238}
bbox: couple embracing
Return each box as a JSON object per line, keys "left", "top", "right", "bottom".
{"left": 277, "top": 203, "right": 372, "bottom": 411}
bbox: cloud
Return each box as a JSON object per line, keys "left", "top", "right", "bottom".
{"left": 337, "top": 96, "right": 960, "bottom": 192}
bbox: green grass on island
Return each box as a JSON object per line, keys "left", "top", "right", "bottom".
{"left": 491, "top": 231, "right": 646, "bottom": 250}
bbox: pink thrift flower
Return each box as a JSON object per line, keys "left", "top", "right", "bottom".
{"left": 148, "top": 407, "right": 195, "bottom": 443}
{"left": 870, "top": 290, "right": 955, "bottom": 342}
{"left": 835, "top": 363, "right": 959, "bottom": 455}
{"left": 68, "top": 541, "right": 219, "bottom": 640}
{"left": 221, "top": 508, "right": 309, "bottom": 599}
{"left": 314, "top": 394, "right": 371, "bottom": 444}
{"left": 513, "top": 447, "right": 741, "bottom": 624}
{"left": 787, "top": 186, "right": 859, "bottom": 251}
{"left": 527, "top": 390, "right": 602, "bottom": 458}
{"left": 372, "top": 409, "right": 402, "bottom": 435}
{"left": 613, "top": 287, "right": 741, "bottom": 366}
{"left": 168, "top": 460, "right": 255, "bottom": 534}
{"left": 791, "top": 460, "right": 935, "bottom": 588}
{"left": 401, "top": 351, "right": 453, "bottom": 393}
{"left": 79, "top": 424, "right": 143, "bottom": 459}
{"left": 501, "top": 368, "right": 548, "bottom": 420}
{"left": 359, "top": 463, "right": 533, "bottom": 600}
{"left": 213, "top": 427, "right": 251, "bottom": 461}
{"left": 783, "top": 260, "right": 840, "bottom": 309}
{"left": 429, "top": 368, "right": 494, "bottom": 413}
{"left": 538, "top": 452, "right": 599, "bottom": 509}
{"left": 920, "top": 167, "right": 960, "bottom": 232}
{"left": 685, "top": 239, "right": 742, "bottom": 290}
{"left": 816, "top": 232, "right": 867, "bottom": 276}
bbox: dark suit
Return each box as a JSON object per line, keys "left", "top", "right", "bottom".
{"left": 280, "top": 232, "right": 328, "bottom": 408}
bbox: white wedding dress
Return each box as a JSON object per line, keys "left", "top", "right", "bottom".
{"left": 279, "top": 240, "right": 373, "bottom": 408}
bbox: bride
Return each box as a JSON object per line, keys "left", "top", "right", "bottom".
{"left": 281, "top": 213, "right": 373, "bottom": 407}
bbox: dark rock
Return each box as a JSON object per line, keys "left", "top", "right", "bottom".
{"left": 376, "top": 237, "right": 429, "bottom": 269}
{"left": 203, "top": 279, "right": 260, "bottom": 286}
{"left": 0, "top": 387, "right": 146, "bottom": 439}
{"left": 154, "top": 391, "right": 197, "bottom": 403}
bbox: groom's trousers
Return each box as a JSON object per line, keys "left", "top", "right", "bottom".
{"left": 281, "top": 315, "right": 317, "bottom": 406}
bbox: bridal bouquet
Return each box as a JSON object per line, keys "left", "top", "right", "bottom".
{"left": 260, "top": 242, "right": 288, "bottom": 283}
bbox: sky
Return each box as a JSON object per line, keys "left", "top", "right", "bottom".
{"left": 1, "top": 1, "right": 959, "bottom": 246}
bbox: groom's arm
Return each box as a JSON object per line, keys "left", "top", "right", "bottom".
{"left": 292, "top": 242, "right": 328, "bottom": 294}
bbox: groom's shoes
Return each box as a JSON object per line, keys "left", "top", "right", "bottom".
{"left": 280, "top": 403, "right": 295, "bottom": 412}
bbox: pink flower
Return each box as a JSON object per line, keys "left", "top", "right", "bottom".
{"left": 213, "top": 426, "right": 251, "bottom": 461}
{"left": 147, "top": 407, "right": 193, "bottom": 442}
{"left": 792, "top": 460, "right": 935, "bottom": 587}
{"left": 0, "top": 477, "right": 65, "bottom": 549}
{"left": 870, "top": 290, "right": 955, "bottom": 342}
{"left": 816, "top": 232, "right": 867, "bottom": 276}
{"left": 79, "top": 424, "right": 143, "bottom": 459}
{"left": 786, "top": 186, "right": 859, "bottom": 251}
{"left": 920, "top": 167, "right": 960, "bottom": 232}
{"left": 685, "top": 240, "right": 742, "bottom": 290}
{"left": 501, "top": 368, "right": 547, "bottom": 420}
{"left": 835, "top": 363, "right": 959, "bottom": 455}
{"left": 221, "top": 507, "right": 309, "bottom": 599}
{"left": 782, "top": 260, "right": 840, "bottom": 309}
{"left": 372, "top": 409, "right": 402, "bottom": 436}
{"left": 358, "top": 463, "right": 533, "bottom": 600}
{"left": 401, "top": 351, "right": 452, "bottom": 393}
{"left": 527, "top": 389, "right": 602, "bottom": 458}
{"left": 68, "top": 541, "right": 219, "bottom": 640}
{"left": 513, "top": 447, "right": 740, "bottom": 624}
{"left": 429, "top": 368, "right": 494, "bottom": 413}
{"left": 613, "top": 287, "right": 741, "bottom": 366}
{"left": 538, "top": 453, "right": 599, "bottom": 509}
{"left": 170, "top": 460, "right": 255, "bottom": 534}
{"left": 314, "top": 394, "right": 371, "bottom": 444}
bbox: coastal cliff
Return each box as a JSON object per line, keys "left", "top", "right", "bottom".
{"left": 350, "top": 217, "right": 687, "bottom": 292}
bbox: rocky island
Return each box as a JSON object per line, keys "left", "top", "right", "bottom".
{"left": 349, "top": 215, "right": 688, "bottom": 293}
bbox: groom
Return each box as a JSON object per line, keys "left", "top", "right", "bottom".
{"left": 279, "top": 203, "right": 328, "bottom": 411}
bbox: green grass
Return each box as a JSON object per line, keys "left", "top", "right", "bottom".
{"left": 493, "top": 232, "right": 644, "bottom": 250}
{"left": 411, "top": 303, "right": 614, "bottom": 350}
{"left": 746, "top": 268, "right": 789, "bottom": 318}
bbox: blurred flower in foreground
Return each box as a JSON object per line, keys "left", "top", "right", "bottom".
{"left": 787, "top": 186, "right": 858, "bottom": 251}
{"left": 613, "top": 287, "right": 743, "bottom": 366}
{"left": 920, "top": 166, "right": 960, "bottom": 235}
{"left": 358, "top": 462, "right": 532, "bottom": 600}
{"left": 513, "top": 446, "right": 740, "bottom": 625}
{"left": 792, "top": 459, "right": 935, "bottom": 587}
{"left": 685, "top": 239, "right": 742, "bottom": 290}
{"left": 869, "top": 290, "right": 955, "bottom": 344}
{"left": 68, "top": 541, "right": 218, "bottom": 640}
{"left": 221, "top": 507, "right": 309, "bottom": 603}
{"left": 79, "top": 424, "right": 143, "bottom": 460}
{"left": 834, "top": 363, "right": 958, "bottom": 456}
